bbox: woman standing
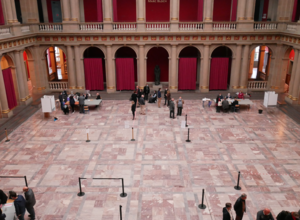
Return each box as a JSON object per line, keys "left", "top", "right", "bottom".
{"left": 69, "top": 95, "right": 75, "bottom": 113}
{"left": 131, "top": 101, "right": 136, "bottom": 120}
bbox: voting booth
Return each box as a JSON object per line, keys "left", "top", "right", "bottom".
{"left": 263, "top": 91, "right": 278, "bottom": 107}
{"left": 41, "top": 95, "right": 56, "bottom": 118}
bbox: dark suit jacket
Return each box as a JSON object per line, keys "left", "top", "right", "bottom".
{"left": 234, "top": 197, "right": 246, "bottom": 216}
{"left": 78, "top": 96, "right": 85, "bottom": 105}
{"left": 0, "top": 190, "right": 7, "bottom": 204}
{"left": 256, "top": 210, "right": 274, "bottom": 220}
{"left": 24, "top": 188, "right": 36, "bottom": 208}
{"left": 223, "top": 207, "right": 233, "bottom": 220}
{"left": 96, "top": 95, "right": 101, "bottom": 100}
{"left": 144, "top": 86, "right": 150, "bottom": 94}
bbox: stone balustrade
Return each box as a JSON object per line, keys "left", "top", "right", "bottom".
{"left": 49, "top": 81, "right": 68, "bottom": 90}
{"left": 0, "top": 27, "right": 10, "bottom": 36}
{"left": 21, "top": 26, "right": 30, "bottom": 32}
{"left": 248, "top": 81, "right": 268, "bottom": 90}
{"left": 179, "top": 23, "right": 203, "bottom": 31}
{"left": 146, "top": 23, "right": 170, "bottom": 31}
{"left": 254, "top": 22, "right": 278, "bottom": 30}
{"left": 286, "top": 24, "right": 298, "bottom": 32}
{"left": 113, "top": 23, "right": 137, "bottom": 31}
{"left": 80, "top": 24, "right": 103, "bottom": 31}
{"left": 213, "top": 23, "right": 236, "bottom": 30}
{"left": 39, "top": 24, "right": 63, "bottom": 31}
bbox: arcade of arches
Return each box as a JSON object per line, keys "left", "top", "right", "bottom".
{"left": 1, "top": 43, "right": 300, "bottom": 118}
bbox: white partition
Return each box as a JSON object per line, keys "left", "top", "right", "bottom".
{"left": 263, "top": 91, "right": 278, "bottom": 107}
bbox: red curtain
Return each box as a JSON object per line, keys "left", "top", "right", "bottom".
{"left": 113, "top": 0, "right": 118, "bottom": 21}
{"left": 2, "top": 68, "right": 17, "bottom": 109}
{"left": 46, "top": 0, "right": 60, "bottom": 23}
{"left": 23, "top": 52, "right": 30, "bottom": 79}
{"left": 178, "top": 58, "right": 197, "bottom": 90}
{"left": 146, "top": 0, "right": 170, "bottom": 21}
{"left": 262, "top": 0, "right": 269, "bottom": 21}
{"left": 209, "top": 58, "right": 230, "bottom": 90}
{"left": 0, "top": 0, "right": 4, "bottom": 25}
{"left": 179, "top": 0, "right": 198, "bottom": 21}
{"left": 84, "top": 58, "right": 104, "bottom": 90}
{"left": 197, "top": 0, "right": 204, "bottom": 21}
{"left": 97, "top": 0, "right": 103, "bottom": 22}
{"left": 231, "top": 0, "right": 238, "bottom": 21}
{"left": 292, "top": 0, "right": 298, "bottom": 21}
{"left": 147, "top": 47, "right": 169, "bottom": 82}
{"left": 84, "top": 0, "right": 103, "bottom": 22}
{"left": 116, "top": 58, "right": 135, "bottom": 91}
{"left": 115, "top": 0, "right": 136, "bottom": 22}
{"left": 213, "top": 0, "right": 231, "bottom": 21}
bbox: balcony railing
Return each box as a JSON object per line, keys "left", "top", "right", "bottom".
{"left": 80, "top": 23, "right": 103, "bottom": 31}
{"left": 21, "top": 26, "right": 30, "bottom": 32}
{"left": 146, "top": 23, "right": 170, "bottom": 31}
{"left": 49, "top": 81, "right": 68, "bottom": 90}
{"left": 39, "top": 24, "right": 63, "bottom": 31}
{"left": 113, "top": 23, "right": 136, "bottom": 31}
{"left": 179, "top": 23, "right": 203, "bottom": 31}
{"left": 213, "top": 23, "right": 236, "bottom": 30}
{"left": 0, "top": 27, "right": 10, "bottom": 36}
{"left": 286, "top": 24, "right": 298, "bottom": 32}
{"left": 248, "top": 81, "right": 268, "bottom": 90}
{"left": 254, "top": 22, "right": 278, "bottom": 30}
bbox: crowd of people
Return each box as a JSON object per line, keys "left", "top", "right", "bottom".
{"left": 216, "top": 91, "right": 248, "bottom": 113}
{"left": 130, "top": 85, "right": 184, "bottom": 120}
{"left": 0, "top": 187, "right": 36, "bottom": 220}
{"left": 223, "top": 193, "right": 300, "bottom": 220}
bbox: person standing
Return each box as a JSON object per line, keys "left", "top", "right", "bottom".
{"left": 0, "top": 209, "right": 6, "bottom": 220}
{"left": 157, "top": 88, "right": 162, "bottom": 108}
{"left": 78, "top": 94, "right": 85, "bottom": 114}
{"left": 216, "top": 93, "right": 223, "bottom": 113}
{"left": 140, "top": 95, "right": 146, "bottom": 115}
{"left": 23, "top": 187, "right": 36, "bottom": 220}
{"left": 234, "top": 193, "right": 247, "bottom": 220}
{"left": 131, "top": 101, "right": 136, "bottom": 120}
{"left": 58, "top": 92, "right": 64, "bottom": 110}
{"left": 11, "top": 191, "right": 26, "bottom": 220}
{"left": 223, "top": 203, "right": 234, "bottom": 220}
{"left": 284, "top": 212, "right": 299, "bottom": 220}
{"left": 69, "top": 95, "right": 75, "bottom": 113}
{"left": 222, "top": 98, "right": 229, "bottom": 113}
{"left": 0, "top": 189, "right": 7, "bottom": 204}
{"left": 131, "top": 91, "right": 138, "bottom": 105}
{"left": 167, "top": 90, "right": 171, "bottom": 106}
{"left": 96, "top": 93, "right": 101, "bottom": 100}
{"left": 169, "top": 98, "right": 175, "bottom": 119}
{"left": 144, "top": 84, "right": 150, "bottom": 101}
{"left": 256, "top": 209, "right": 274, "bottom": 220}
{"left": 164, "top": 88, "right": 168, "bottom": 105}
{"left": 176, "top": 97, "right": 184, "bottom": 116}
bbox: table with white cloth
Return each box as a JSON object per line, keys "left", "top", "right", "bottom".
{"left": 213, "top": 98, "right": 253, "bottom": 110}
{"left": 202, "top": 98, "right": 212, "bottom": 107}
{"left": 65, "top": 99, "right": 102, "bottom": 111}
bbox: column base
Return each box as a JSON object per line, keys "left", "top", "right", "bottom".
{"left": 1, "top": 109, "right": 13, "bottom": 118}
{"left": 200, "top": 86, "right": 209, "bottom": 93}
{"left": 169, "top": 86, "right": 178, "bottom": 93}
{"left": 20, "top": 96, "right": 33, "bottom": 106}
{"left": 285, "top": 96, "right": 299, "bottom": 105}
{"left": 107, "top": 87, "right": 116, "bottom": 93}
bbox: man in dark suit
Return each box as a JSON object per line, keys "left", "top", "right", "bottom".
{"left": 234, "top": 194, "right": 247, "bottom": 220}
{"left": 144, "top": 84, "right": 150, "bottom": 101}
{"left": 223, "top": 203, "right": 234, "bottom": 220}
{"left": 23, "top": 187, "right": 36, "bottom": 220}
{"left": 58, "top": 92, "right": 63, "bottom": 110}
{"left": 78, "top": 94, "right": 85, "bottom": 114}
{"left": 256, "top": 208, "right": 274, "bottom": 220}
{"left": 96, "top": 93, "right": 101, "bottom": 100}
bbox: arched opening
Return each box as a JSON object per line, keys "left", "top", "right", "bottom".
{"left": 83, "top": 47, "right": 106, "bottom": 91}
{"left": 23, "top": 50, "right": 33, "bottom": 96}
{"left": 45, "top": 46, "right": 67, "bottom": 81}
{"left": 0, "top": 56, "right": 18, "bottom": 110}
{"left": 178, "top": 46, "right": 201, "bottom": 90}
{"left": 248, "top": 46, "right": 271, "bottom": 81}
{"left": 210, "top": 46, "right": 232, "bottom": 90}
{"left": 284, "top": 48, "right": 295, "bottom": 93}
{"left": 254, "top": 0, "right": 278, "bottom": 21}
{"left": 147, "top": 47, "right": 169, "bottom": 84}
{"left": 115, "top": 47, "right": 137, "bottom": 91}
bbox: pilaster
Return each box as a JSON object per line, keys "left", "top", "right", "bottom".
{"left": 200, "top": 44, "right": 210, "bottom": 93}
{"left": 106, "top": 45, "right": 116, "bottom": 93}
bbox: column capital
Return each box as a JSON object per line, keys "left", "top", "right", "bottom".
{"left": 171, "top": 44, "right": 178, "bottom": 47}
{"left": 138, "top": 44, "right": 145, "bottom": 47}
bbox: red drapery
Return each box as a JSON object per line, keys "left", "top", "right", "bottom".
{"left": 2, "top": 68, "right": 17, "bottom": 109}
{"left": 198, "top": 0, "right": 204, "bottom": 21}
{"left": 84, "top": 0, "right": 103, "bottom": 22}
{"left": 115, "top": 0, "right": 136, "bottom": 22}
{"left": 84, "top": 58, "right": 104, "bottom": 90}
{"left": 116, "top": 58, "right": 135, "bottom": 91}
{"left": 113, "top": 0, "right": 118, "bottom": 21}
{"left": 0, "top": 0, "right": 5, "bottom": 25}
{"left": 147, "top": 47, "right": 169, "bottom": 82}
{"left": 213, "top": 0, "right": 231, "bottom": 21}
{"left": 97, "top": 0, "right": 103, "bottom": 22}
{"left": 262, "top": 0, "right": 269, "bottom": 21}
{"left": 292, "top": 0, "right": 298, "bottom": 21}
{"left": 46, "top": 0, "right": 60, "bottom": 22}
{"left": 146, "top": 0, "right": 170, "bottom": 22}
{"left": 209, "top": 58, "right": 230, "bottom": 90}
{"left": 178, "top": 58, "right": 197, "bottom": 90}
{"left": 179, "top": 0, "right": 198, "bottom": 21}
{"left": 23, "top": 52, "right": 30, "bottom": 79}
{"left": 231, "top": 0, "right": 238, "bottom": 21}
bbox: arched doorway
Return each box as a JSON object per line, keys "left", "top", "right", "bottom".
{"left": 23, "top": 49, "right": 33, "bottom": 96}
{"left": 248, "top": 46, "right": 271, "bottom": 81}
{"left": 83, "top": 47, "right": 106, "bottom": 91}
{"left": 45, "top": 46, "right": 67, "bottom": 81}
{"left": 0, "top": 55, "right": 18, "bottom": 110}
{"left": 178, "top": 46, "right": 201, "bottom": 90}
{"left": 115, "top": 47, "right": 137, "bottom": 91}
{"left": 210, "top": 46, "right": 232, "bottom": 90}
{"left": 147, "top": 47, "right": 169, "bottom": 84}
{"left": 284, "top": 48, "right": 294, "bottom": 93}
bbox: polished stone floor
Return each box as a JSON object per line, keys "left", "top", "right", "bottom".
{"left": 0, "top": 100, "right": 300, "bottom": 220}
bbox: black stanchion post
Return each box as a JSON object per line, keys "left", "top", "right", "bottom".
{"left": 120, "top": 178, "right": 127, "bottom": 197}
{"left": 24, "top": 176, "right": 28, "bottom": 187}
{"left": 77, "top": 177, "right": 85, "bottom": 196}
{"left": 198, "top": 189, "right": 206, "bottom": 209}
{"left": 234, "top": 171, "right": 241, "bottom": 190}
{"left": 185, "top": 115, "right": 188, "bottom": 127}
{"left": 5, "top": 128, "right": 10, "bottom": 142}
{"left": 131, "top": 127, "right": 135, "bottom": 141}
{"left": 120, "top": 205, "right": 122, "bottom": 220}
{"left": 186, "top": 128, "right": 191, "bottom": 142}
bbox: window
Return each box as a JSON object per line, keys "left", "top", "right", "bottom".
{"left": 254, "top": 46, "right": 260, "bottom": 61}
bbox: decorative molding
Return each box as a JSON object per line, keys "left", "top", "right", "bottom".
{"left": 232, "top": 86, "right": 240, "bottom": 89}
{"left": 292, "top": 97, "right": 298, "bottom": 101}
{"left": 204, "top": 17, "right": 211, "bottom": 21}
{"left": 171, "top": 18, "right": 178, "bottom": 21}
{"left": 2, "top": 109, "right": 10, "bottom": 114}
{"left": 69, "top": 86, "right": 76, "bottom": 89}
{"left": 20, "top": 97, "right": 27, "bottom": 101}
{"left": 288, "top": 95, "right": 293, "bottom": 98}
{"left": 239, "top": 86, "right": 247, "bottom": 89}
{"left": 169, "top": 86, "right": 177, "bottom": 89}
{"left": 63, "top": 18, "right": 71, "bottom": 21}
{"left": 107, "top": 86, "right": 115, "bottom": 89}
{"left": 76, "top": 86, "right": 84, "bottom": 89}
{"left": 238, "top": 17, "right": 245, "bottom": 20}
{"left": 138, "top": 18, "right": 144, "bottom": 21}
{"left": 104, "top": 18, "right": 111, "bottom": 21}
{"left": 70, "top": 18, "right": 78, "bottom": 21}
{"left": 200, "top": 86, "right": 209, "bottom": 89}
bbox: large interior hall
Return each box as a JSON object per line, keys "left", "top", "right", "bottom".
{"left": 1, "top": 0, "right": 300, "bottom": 220}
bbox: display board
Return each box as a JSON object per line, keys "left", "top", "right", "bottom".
{"left": 263, "top": 91, "right": 278, "bottom": 107}
{"left": 41, "top": 95, "right": 56, "bottom": 113}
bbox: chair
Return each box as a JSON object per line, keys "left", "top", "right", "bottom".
{"left": 234, "top": 105, "right": 240, "bottom": 113}
{"left": 84, "top": 106, "right": 89, "bottom": 114}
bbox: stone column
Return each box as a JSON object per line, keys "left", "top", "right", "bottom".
{"left": 41, "top": 0, "right": 49, "bottom": 22}
{"left": 74, "top": 46, "right": 84, "bottom": 90}
{"left": 245, "top": 0, "right": 255, "bottom": 21}
{"left": 231, "top": 45, "right": 242, "bottom": 91}
{"left": 290, "top": 49, "right": 300, "bottom": 101}
{"left": 3, "top": 0, "right": 18, "bottom": 23}
{"left": 14, "top": 51, "right": 27, "bottom": 104}
{"left": 287, "top": 49, "right": 299, "bottom": 100}
{"left": 27, "top": 0, "right": 39, "bottom": 23}
{"left": 70, "top": 0, "right": 79, "bottom": 22}
{"left": 10, "top": 0, "right": 19, "bottom": 23}
{"left": 138, "top": 45, "right": 146, "bottom": 87}
{"left": 169, "top": 45, "right": 178, "bottom": 92}
{"left": 204, "top": 0, "right": 213, "bottom": 21}
{"left": 237, "top": 0, "right": 247, "bottom": 21}
{"left": 18, "top": 51, "right": 30, "bottom": 100}
{"left": 239, "top": 45, "right": 250, "bottom": 89}
{"left": 170, "top": 0, "right": 179, "bottom": 31}
{"left": 136, "top": 0, "right": 145, "bottom": 31}
{"left": 103, "top": 0, "right": 113, "bottom": 31}
{"left": 62, "top": 0, "right": 71, "bottom": 21}
{"left": 67, "top": 46, "right": 76, "bottom": 89}
{"left": 0, "top": 67, "right": 13, "bottom": 117}
{"left": 106, "top": 45, "right": 116, "bottom": 93}
{"left": 200, "top": 45, "right": 210, "bottom": 92}
{"left": 30, "top": 46, "right": 46, "bottom": 92}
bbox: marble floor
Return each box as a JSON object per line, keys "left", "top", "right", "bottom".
{"left": 1, "top": 100, "right": 300, "bottom": 220}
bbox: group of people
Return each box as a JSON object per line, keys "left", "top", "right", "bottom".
{"left": 0, "top": 187, "right": 36, "bottom": 220}
{"left": 223, "top": 193, "right": 300, "bottom": 220}
{"left": 216, "top": 91, "right": 246, "bottom": 113}
{"left": 58, "top": 91, "right": 101, "bottom": 115}
{"left": 130, "top": 85, "right": 184, "bottom": 120}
